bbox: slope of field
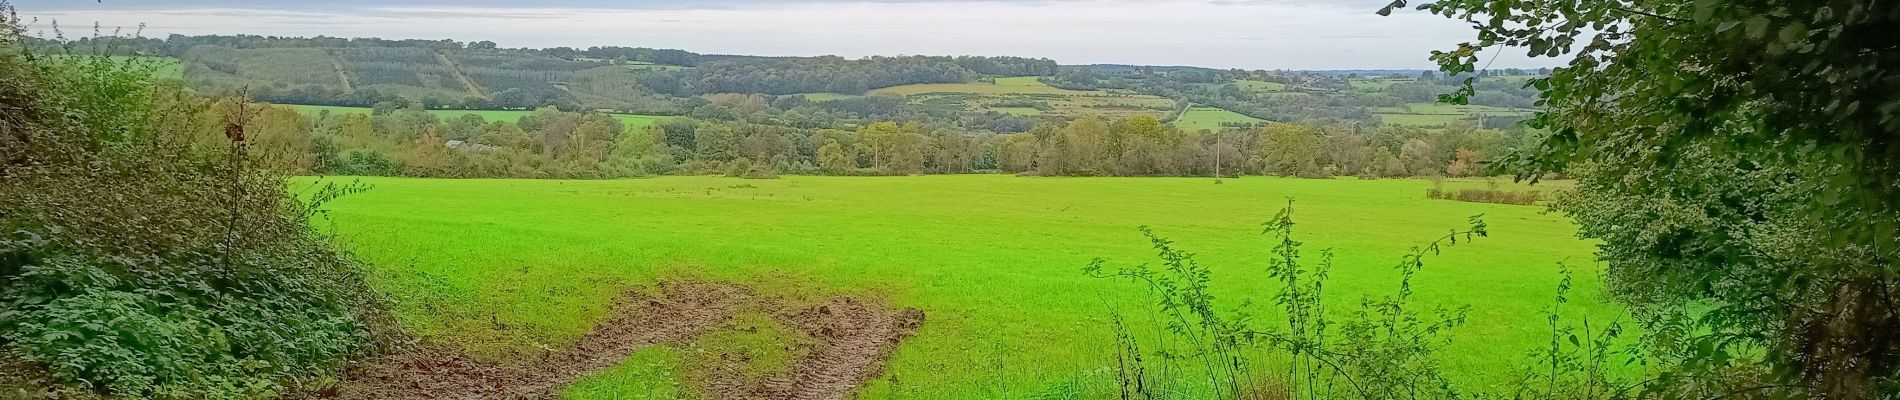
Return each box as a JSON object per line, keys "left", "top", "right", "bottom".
{"left": 1173, "top": 105, "right": 1265, "bottom": 132}
{"left": 1235, "top": 79, "right": 1289, "bottom": 92}
{"left": 868, "top": 76, "right": 1095, "bottom": 96}
{"left": 1375, "top": 102, "right": 1536, "bottom": 127}
{"left": 1349, "top": 76, "right": 1414, "bottom": 90}
{"left": 283, "top": 104, "right": 670, "bottom": 132}
{"left": 307, "top": 175, "right": 1616, "bottom": 398}
{"left": 121, "top": 56, "right": 182, "bottom": 79}
{"left": 795, "top": 92, "right": 860, "bottom": 102}
{"left": 871, "top": 76, "right": 1175, "bottom": 120}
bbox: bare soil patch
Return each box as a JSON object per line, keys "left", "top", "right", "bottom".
{"left": 319, "top": 280, "right": 923, "bottom": 399}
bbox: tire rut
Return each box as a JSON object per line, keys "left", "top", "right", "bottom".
{"left": 319, "top": 280, "right": 922, "bottom": 400}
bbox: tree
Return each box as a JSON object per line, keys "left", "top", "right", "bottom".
{"left": 1390, "top": 0, "right": 1900, "bottom": 395}
{"left": 738, "top": 130, "right": 791, "bottom": 164}
{"left": 476, "top": 121, "right": 534, "bottom": 150}
{"left": 692, "top": 124, "right": 738, "bottom": 161}
{"left": 996, "top": 132, "right": 1038, "bottom": 173}
{"left": 856, "top": 121, "right": 925, "bottom": 174}
{"left": 1398, "top": 139, "right": 1437, "bottom": 177}
{"left": 247, "top": 106, "right": 316, "bottom": 172}
{"left": 1322, "top": 131, "right": 1372, "bottom": 176}
{"left": 606, "top": 125, "right": 673, "bottom": 176}
{"left": 1111, "top": 116, "right": 1173, "bottom": 175}
{"left": 1369, "top": 146, "right": 1406, "bottom": 178}
{"left": 1041, "top": 117, "right": 1109, "bottom": 176}
{"left": 561, "top": 115, "right": 618, "bottom": 163}
{"left": 1444, "top": 148, "right": 1481, "bottom": 177}
{"left": 534, "top": 109, "right": 577, "bottom": 155}
{"left": 816, "top": 138, "right": 853, "bottom": 174}
{"left": 656, "top": 118, "right": 699, "bottom": 151}
{"left": 1257, "top": 124, "right": 1324, "bottom": 177}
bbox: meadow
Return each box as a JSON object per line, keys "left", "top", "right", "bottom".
{"left": 125, "top": 56, "right": 183, "bottom": 79}
{"left": 1173, "top": 105, "right": 1265, "bottom": 132}
{"left": 1347, "top": 77, "right": 1413, "bottom": 90}
{"left": 872, "top": 76, "right": 1176, "bottom": 121}
{"left": 1374, "top": 102, "right": 1537, "bottom": 128}
{"left": 1235, "top": 79, "right": 1290, "bottom": 92}
{"left": 281, "top": 104, "right": 672, "bottom": 132}
{"left": 304, "top": 175, "right": 1617, "bottom": 398}
{"left": 795, "top": 92, "right": 861, "bottom": 102}
{"left": 869, "top": 76, "right": 1093, "bottom": 96}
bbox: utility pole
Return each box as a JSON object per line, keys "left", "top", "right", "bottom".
{"left": 1214, "top": 129, "right": 1224, "bottom": 184}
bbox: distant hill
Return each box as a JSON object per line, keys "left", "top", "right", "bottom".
{"left": 37, "top": 34, "right": 1543, "bottom": 133}
{"left": 1063, "top": 64, "right": 1222, "bottom": 74}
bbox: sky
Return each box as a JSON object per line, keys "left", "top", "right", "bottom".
{"left": 9, "top": 0, "right": 1562, "bottom": 70}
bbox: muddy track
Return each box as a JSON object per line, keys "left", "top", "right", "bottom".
{"left": 783, "top": 299, "right": 927, "bottom": 400}
{"left": 322, "top": 281, "right": 923, "bottom": 399}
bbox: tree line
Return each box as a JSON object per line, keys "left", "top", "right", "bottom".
{"left": 260, "top": 103, "right": 1533, "bottom": 180}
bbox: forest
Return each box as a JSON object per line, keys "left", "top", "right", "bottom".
{"left": 275, "top": 101, "right": 1526, "bottom": 180}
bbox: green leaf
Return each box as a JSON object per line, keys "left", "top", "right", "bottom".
{"left": 1744, "top": 15, "right": 1771, "bottom": 39}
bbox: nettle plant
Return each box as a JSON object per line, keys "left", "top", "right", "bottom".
{"left": 1086, "top": 201, "right": 1484, "bottom": 400}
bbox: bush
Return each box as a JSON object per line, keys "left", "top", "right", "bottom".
{"left": 739, "top": 161, "right": 780, "bottom": 179}
{"left": 0, "top": 243, "right": 368, "bottom": 398}
{"left": 1426, "top": 187, "right": 1542, "bottom": 205}
{"left": 0, "top": 19, "right": 388, "bottom": 399}
{"left": 1426, "top": 180, "right": 1544, "bottom": 205}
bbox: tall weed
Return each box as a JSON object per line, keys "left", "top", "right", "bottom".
{"left": 1087, "top": 201, "right": 1484, "bottom": 399}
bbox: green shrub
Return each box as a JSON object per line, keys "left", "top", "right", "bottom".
{"left": 0, "top": 14, "right": 388, "bottom": 398}
{"left": 1, "top": 237, "right": 372, "bottom": 398}
{"left": 1426, "top": 180, "right": 1544, "bottom": 205}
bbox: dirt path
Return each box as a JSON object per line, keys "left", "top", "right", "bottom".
{"left": 320, "top": 281, "right": 922, "bottom": 399}
{"left": 435, "top": 50, "right": 486, "bottom": 99}
{"left": 326, "top": 50, "right": 355, "bottom": 92}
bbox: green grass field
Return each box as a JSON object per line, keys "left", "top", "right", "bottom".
{"left": 1375, "top": 102, "right": 1537, "bottom": 127}
{"left": 1375, "top": 112, "right": 1469, "bottom": 127}
{"left": 870, "top": 76, "right": 1096, "bottom": 96}
{"left": 281, "top": 104, "right": 671, "bottom": 132}
{"left": 871, "top": 77, "right": 1174, "bottom": 120}
{"left": 1349, "top": 77, "right": 1415, "bottom": 90}
{"left": 304, "top": 175, "right": 1617, "bottom": 398}
{"left": 796, "top": 92, "right": 860, "bottom": 102}
{"left": 990, "top": 106, "right": 1043, "bottom": 116}
{"left": 623, "top": 61, "right": 690, "bottom": 71}
{"left": 126, "top": 56, "right": 184, "bottom": 79}
{"left": 1235, "top": 80, "right": 1289, "bottom": 92}
{"left": 1173, "top": 105, "right": 1265, "bottom": 132}
{"left": 1384, "top": 102, "right": 1536, "bottom": 116}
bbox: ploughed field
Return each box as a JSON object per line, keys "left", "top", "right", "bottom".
{"left": 304, "top": 175, "right": 1616, "bottom": 398}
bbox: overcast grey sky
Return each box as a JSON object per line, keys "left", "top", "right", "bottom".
{"left": 10, "top": 0, "right": 1560, "bottom": 70}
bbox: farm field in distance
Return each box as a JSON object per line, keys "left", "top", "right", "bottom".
{"left": 304, "top": 174, "right": 1618, "bottom": 398}
{"left": 872, "top": 76, "right": 1177, "bottom": 120}
{"left": 281, "top": 104, "right": 673, "bottom": 131}
{"left": 1374, "top": 102, "right": 1537, "bottom": 128}
{"left": 1173, "top": 105, "right": 1265, "bottom": 132}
